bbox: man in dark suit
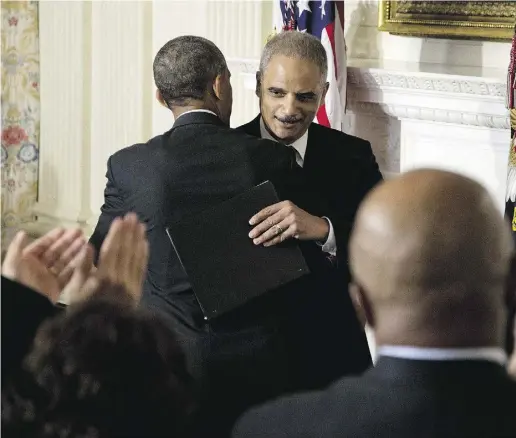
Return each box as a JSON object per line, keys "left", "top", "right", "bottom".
{"left": 89, "top": 36, "right": 353, "bottom": 436}
{"left": 233, "top": 169, "right": 516, "bottom": 438}
{"left": 238, "top": 31, "right": 382, "bottom": 390}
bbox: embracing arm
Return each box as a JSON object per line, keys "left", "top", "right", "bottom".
{"left": 89, "top": 156, "right": 126, "bottom": 263}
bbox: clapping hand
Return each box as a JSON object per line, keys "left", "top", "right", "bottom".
{"left": 65, "top": 213, "right": 149, "bottom": 305}
{"left": 2, "top": 228, "right": 86, "bottom": 303}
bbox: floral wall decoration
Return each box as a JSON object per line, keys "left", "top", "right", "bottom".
{"left": 1, "top": 0, "right": 40, "bottom": 235}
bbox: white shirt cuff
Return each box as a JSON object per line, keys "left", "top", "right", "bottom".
{"left": 318, "top": 217, "right": 337, "bottom": 256}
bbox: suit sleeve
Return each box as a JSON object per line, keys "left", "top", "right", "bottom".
{"left": 331, "top": 140, "right": 383, "bottom": 263}
{"left": 89, "top": 156, "right": 126, "bottom": 262}
{"left": 1, "top": 276, "right": 59, "bottom": 387}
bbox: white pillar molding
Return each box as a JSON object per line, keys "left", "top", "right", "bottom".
{"left": 29, "top": 1, "right": 92, "bottom": 235}
{"left": 345, "top": 59, "right": 509, "bottom": 212}
{"left": 26, "top": 0, "right": 153, "bottom": 236}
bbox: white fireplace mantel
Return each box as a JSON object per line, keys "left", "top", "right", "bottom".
{"left": 342, "top": 59, "right": 510, "bottom": 212}
{"left": 346, "top": 59, "right": 509, "bottom": 130}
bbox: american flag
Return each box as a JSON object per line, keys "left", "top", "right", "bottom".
{"left": 274, "top": 0, "right": 346, "bottom": 130}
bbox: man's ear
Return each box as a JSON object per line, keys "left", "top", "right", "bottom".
{"left": 255, "top": 71, "right": 261, "bottom": 98}
{"left": 349, "top": 281, "right": 374, "bottom": 329}
{"left": 212, "top": 73, "right": 224, "bottom": 101}
{"left": 318, "top": 81, "right": 329, "bottom": 108}
{"left": 156, "top": 89, "right": 168, "bottom": 108}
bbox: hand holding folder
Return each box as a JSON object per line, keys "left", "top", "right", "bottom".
{"left": 166, "top": 181, "right": 310, "bottom": 320}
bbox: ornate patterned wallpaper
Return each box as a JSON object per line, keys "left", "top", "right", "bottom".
{"left": 1, "top": 1, "right": 40, "bottom": 235}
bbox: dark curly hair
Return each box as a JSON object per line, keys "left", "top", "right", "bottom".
{"left": 2, "top": 287, "right": 195, "bottom": 437}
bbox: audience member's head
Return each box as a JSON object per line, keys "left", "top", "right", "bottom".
{"left": 257, "top": 31, "right": 328, "bottom": 144}
{"left": 153, "top": 35, "right": 232, "bottom": 125}
{"left": 2, "top": 285, "right": 195, "bottom": 437}
{"left": 349, "top": 169, "right": 513, "bottom": 349}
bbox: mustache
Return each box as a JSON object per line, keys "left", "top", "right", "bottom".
{"left": 276, "top": 115, "right": 302, "bottom": 124}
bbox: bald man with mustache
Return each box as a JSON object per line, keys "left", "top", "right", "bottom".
{"left": 233, "top": 169, "right": 516, "bottom": 438}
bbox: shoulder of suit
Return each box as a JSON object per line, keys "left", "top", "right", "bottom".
{"left": 108, "top": 132, "right": 167, "bottom": 164}
{"left": 309, "top": 123, "right": 373, "bottom": 155}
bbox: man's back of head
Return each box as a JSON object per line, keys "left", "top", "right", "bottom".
{"left": 153, "top": 35, "right": 232, "bottom": 125}
{"left": 349, "top": 169, "right": 513, "bottom": 349}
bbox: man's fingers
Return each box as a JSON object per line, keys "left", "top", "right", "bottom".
{"left": 130, "top": 222, "right": 148, "bottom": 279}
{"left": 61, "top": 245, "right": 96, "bottom": 304}
{"left": 23, "top": 228, "right": 65, "bottom": 257}
{"left": 251, "top": 214, "right": 293, "bottom": 245}
{"left": 58, "top": 242, "right": 93, "bottom": 287}
{"left": 263, "top": 222, "right": 297, "bottom": 247}
{"left": 119, "top": 214, "right": 140, "bottom": 282}
{"left": 2, "top": 231, "right": 28, "bottom": 277}
{"left": 249, "top": 207, "right": 290, "bottom": 239}
{"left": 248, "top": 202, "right": 285, "bottom": 226}
{"left": 41, "top": 229, "right": 83, "bottom": 269}
{"left": 51, "top": 235, "right": 86, "bottom": 279}
{"left": 98, "top": 217, "right": 124, "bottom": 277}
{"left": 129, "top": 223, "right": 149, "bottom": 302}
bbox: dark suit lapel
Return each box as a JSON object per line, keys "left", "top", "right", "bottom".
{"left": 302, "top": 124, "right": 326, "bottom": 180}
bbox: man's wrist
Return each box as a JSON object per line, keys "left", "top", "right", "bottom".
{"left": 316, "top": 216, "right": 330, "bottom": 242}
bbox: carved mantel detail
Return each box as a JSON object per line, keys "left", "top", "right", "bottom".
{"left": 346, "top": 65, "right": 509, "bottom": 129}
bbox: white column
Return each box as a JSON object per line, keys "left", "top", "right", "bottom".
{"left": 89, "top": 0, "right": 153, "bottom": 222}
{"left": 27, "top": 0, "right": 153, "bottom": 235}
{"left": 32, "top": 1, "right": 92, "bottom": 233}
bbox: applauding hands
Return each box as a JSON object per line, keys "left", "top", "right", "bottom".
{"left": 2, "top": 213, "right": 149, "bottom": 305}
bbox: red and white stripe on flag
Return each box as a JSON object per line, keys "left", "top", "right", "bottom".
{"left": 272, "top": 1, "right": 346, "bottom": 131}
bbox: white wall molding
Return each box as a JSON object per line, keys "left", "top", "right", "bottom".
{"left": 347, "top": 101, "right": 509, "bottom": 130}
{"left": 347, "top": 64, "right": 508, "bottom": 129}
{"left": 344, "top": 60, "right": 510, "bottom": 212}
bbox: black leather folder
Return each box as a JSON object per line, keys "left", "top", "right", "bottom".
{"left": 166, "top": 181, "right": 310, "bottom": 320}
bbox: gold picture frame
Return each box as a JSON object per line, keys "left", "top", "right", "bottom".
{"left": 378, "top": 1, "right": 516, "bottom": 41}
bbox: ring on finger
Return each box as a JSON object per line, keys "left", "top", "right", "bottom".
{"left": 273, "top": 224, "right": 284, "bottom": 235}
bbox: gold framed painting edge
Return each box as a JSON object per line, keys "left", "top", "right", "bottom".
{"left": 378, "top": 1, "right": 516, "bottom": 41}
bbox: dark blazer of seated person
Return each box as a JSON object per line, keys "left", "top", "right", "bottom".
{"left": 1, "top": 276, "right": 59, "bottom": 387}
{"left": 232, "top": 355, "right": 516, "bottom": 438}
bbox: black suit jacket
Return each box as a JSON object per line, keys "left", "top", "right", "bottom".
{"left": 90, "top": 111, "right": 300, "bottom": 310}
{"left": 1, "top": 276, "right": 58, "bottom": 387}
{"left": 238, "top": 115, "right": 383, "bottom": 268}
{"left": 238, "top": 116, "right": 383, "bottom": 389}
{"left": 233, "top": 356, "right": 516, "bottom": 438}
{"left": 89, "top": 112, "right": 329, "bottom": 436}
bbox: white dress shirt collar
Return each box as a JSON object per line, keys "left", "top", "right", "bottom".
{"left": 175, "top": 109, "right": 218, "bottom": 120}
{"left": 377, "top": 345, "right": 507, "bottom": 367}
{"left": 259, "top": 117, "right": 309, "bottom": 164}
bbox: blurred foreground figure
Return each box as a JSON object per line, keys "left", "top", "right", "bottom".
{"left": 234, "top": 169, "right": 516, "bottom": 438}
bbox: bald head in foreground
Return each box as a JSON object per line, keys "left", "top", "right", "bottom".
{"left": 350, "top": 168, "right": 512, "bottom": 350}
{"left": 233, "top": 169, "right": 516, "bottom": 438}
